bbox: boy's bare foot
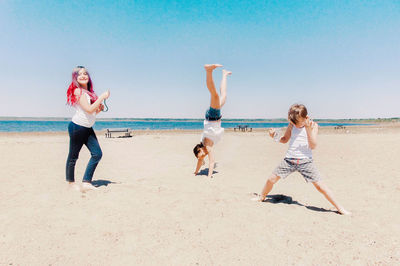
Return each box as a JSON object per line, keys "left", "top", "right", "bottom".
{"left": 81, "top": 182, "right": 98, "bottom": 191}
{"left": 338, "top": 208, "right": 352, "bottom": 215}
{"left": 204, "top": 64, "right": 223, "bottom": 71}
{"left": 250, "top": 193, "right": 265, "bottom": 202}
{"left": 222, "top": 69, "right": 232, "bottom": 76}
{"left": 68, "top": 182, "right": 80, "bottom": 191}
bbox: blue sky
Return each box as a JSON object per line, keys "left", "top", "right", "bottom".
{"left": 1, "top": 0, "right": 399, "bottom": 119}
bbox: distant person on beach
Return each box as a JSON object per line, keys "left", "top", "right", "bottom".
{"left": 193, "top": 64, "right": 232, "bottom": 178}
{"left": 65, "top": 66, "right": 110, "bottom": 191}
{"left": 253, "top": 104, "right": 351, "bottom": 215}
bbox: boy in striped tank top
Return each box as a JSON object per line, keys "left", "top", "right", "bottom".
{"left": 254, "top": 104, "right": 350, "bottom": 215}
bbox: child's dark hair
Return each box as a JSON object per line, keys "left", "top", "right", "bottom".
{"left": 193, "top": 143, "right": 204, "bottom": 158}
{"left": 288, "top": 104, "right": 308, "bottom": 124}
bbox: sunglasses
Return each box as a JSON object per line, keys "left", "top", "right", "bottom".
{"left": 76, "top": 65, "right": 85, "bottom": 68}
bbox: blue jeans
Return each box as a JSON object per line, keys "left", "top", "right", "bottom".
{"left": 205, "top": 107, "right": 222, "bottom": 121}
{"left": 66, "top": 122, "right": 102, "bottom": 183}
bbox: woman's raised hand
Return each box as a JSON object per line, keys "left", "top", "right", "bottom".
{"left": 101, "top": 90, "right": 110, "bottom": 99}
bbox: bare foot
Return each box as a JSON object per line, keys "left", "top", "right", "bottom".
{"left": 338, "top": 208, "right": 352, "bottom": 216}
{"left": 81, "top": 182, "right": 98, "bottom": 191}
{"left": 222, "top": 69, "right": 232, "bottom": 76}
{"left": 204, "top": 64, "right": 223, "bottom": 71}
{"left": 68, "top": 182, "right": 80, "bottom": 191}
{"left": 250, "top": 196, "right": 262, "bottom": 202}
{"left": 250, "top": 193, "right": 264, "bottom": 202}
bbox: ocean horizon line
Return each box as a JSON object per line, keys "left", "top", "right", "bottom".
{"left": 0, "top": 116, "right": 399, "bottom": 122}
{"left": 0, "top": 118, "right": 380, "bottom": 133}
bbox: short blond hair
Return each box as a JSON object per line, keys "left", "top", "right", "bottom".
{"left": 288, "top": 104, "right": 308, "bottom": 124}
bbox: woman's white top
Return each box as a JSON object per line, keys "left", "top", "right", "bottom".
{"left": 285, "top": 126, "right": 313, "bottom": 159}
{"left": 71, "top": 92, "right": 96, "bottom": 128}
{"left": 201, "top": 119, "right": 224, "bottom": 145}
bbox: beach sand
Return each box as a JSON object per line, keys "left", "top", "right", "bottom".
{"left": 0, "top": 125, "right": 399, "bottom": 265}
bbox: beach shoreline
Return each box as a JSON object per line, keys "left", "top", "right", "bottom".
{"left": 1, "top": 121, "right": 399, "bottom": 137}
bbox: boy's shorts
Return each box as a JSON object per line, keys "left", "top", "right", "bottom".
{"left": 273, "top": 158, "right": 321, "bottom": 183}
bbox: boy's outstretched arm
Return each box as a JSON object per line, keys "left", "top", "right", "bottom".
{"left": 279, "top": 124, "right": 293, "bottom": 143}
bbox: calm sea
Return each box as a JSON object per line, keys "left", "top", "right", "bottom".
{"left": 0, "top": 119, "right": 368, "bottom": 132}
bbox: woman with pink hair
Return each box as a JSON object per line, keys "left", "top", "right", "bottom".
{"left": 65, "top": 66, "right": 110, "bottom": 191}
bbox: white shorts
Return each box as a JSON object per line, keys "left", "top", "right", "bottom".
{"left": 201, "top": 120, "right": 224, "bottom": 145}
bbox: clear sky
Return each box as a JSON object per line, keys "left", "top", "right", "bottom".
{"left": 1, "top": 0, "right": 399, "bottom": 119}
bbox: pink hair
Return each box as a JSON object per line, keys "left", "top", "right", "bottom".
{"left": 66, "top": 67, "right": 98, "bottom": 105}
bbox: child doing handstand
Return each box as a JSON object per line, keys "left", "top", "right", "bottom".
{"left": 193, "top": 64, "right": 232, "bottom": 178}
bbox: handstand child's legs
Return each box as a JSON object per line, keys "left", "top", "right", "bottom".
{"left": 204, "top": 64, "right": 222, "bottom": 109}
{"left": 204, "top": 64, "right": 232, "bottom": 109}
{"left": 219, "top": 69, "right": 232, "bottom": 108}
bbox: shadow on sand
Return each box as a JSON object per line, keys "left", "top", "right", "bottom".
{"left": 196, "top": 162, "right": 219, "bottom": 177}
{"left": 91, "top": 179, "right": 118, "bottom": 188}
{"left": 196, "top": 168, "right": 219, "bottom": 176}
{"left": 264, "top": 194, "right": 337, "bottom": 214}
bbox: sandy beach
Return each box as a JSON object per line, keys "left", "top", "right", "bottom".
{"left": 0, "top": 125, "right": 399, "bottom": 265}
